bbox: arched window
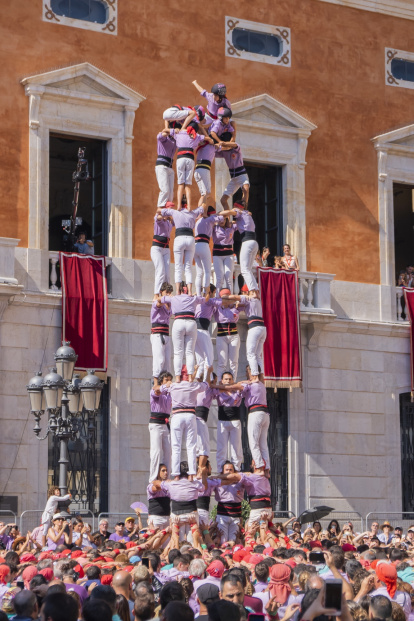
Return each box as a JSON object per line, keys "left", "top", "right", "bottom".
{"left": 51, "top": 0, "right": 108, "bottom": 24}
{"left": 232, "top": 27, "right": 281, "bottom": 58}
{"left": 391, "top": 57, "right": 414, "bottom": 83}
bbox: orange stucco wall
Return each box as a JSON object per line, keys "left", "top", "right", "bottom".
{"left": 1, "top": 1, "right": 413, "bottom": 283}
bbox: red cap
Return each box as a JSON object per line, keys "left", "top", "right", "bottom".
{"left": 74, "top": 564, "right": 84, "bottom": 578}
{"left": 39, "top": 568, "right": 53, "bottom": 582}
{"left": 113, "top": 549, "right": 120, "bottom": 555}
{"left": 248, "top": 554, "right": 264, "bottom": 566}
{"left": 126, "top": 542, "right": 137, "bottom": 549}
{"left": 19, "top": 554, "right": 37, "bottom": 563}
{"left": 342, "top": 543, "right": 356, "bottom": 552}
{"left": 241, "top": 284, "right": 249, "bottom": 292}
{"left": 124, "top": 565, "right": 134, "bottom": 572}
{"left": 263, "top": 548, "right": 274, "bottom": 556}
{"left": 233, "top": 549, "right": 249, "bottom": 563}
{"left": 165, "top": 201, "right": 175, "bottom": 209}
{"left": 309, "top": 541, "right": 323, "bottom": 549}
{"left": 101, "top": 574, "right": 113, "bottom": 585}
{"left": 39, "top": 552, "right": 53, "bottom": 561}
{"left": 219, "top": 288, "right": 231, "bottom": 297}
{"left": 71, "top": 550, "right": 83, "bottom": 559}
{"left": 206, "top": 560, "right": 225, "bottom": 578}
{"left": 285, "top": 559, "right": 297, "bottom": 568}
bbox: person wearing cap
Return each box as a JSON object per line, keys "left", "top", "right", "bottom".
{"left": 192, "top": 80, "right": 234, "bottom": 130}
{"left": 155, "top": 128, "right": 177, "bottom": 208}
{"left": 232, "top": 200, "right": 258, "bottom": 293}
{"left": 148, "top": 463, "right": 171, "bottom": 530}
{"left": 149, "top": 371, "right": 173, "bottom": 483}
{"left": 212, "top": 216, "right": 238, "bottom": 294}
{"left": 151, "top": 210, "right": 173, "bottom": 296}
{"left": 213, "top": 291, "right": 241, "bottom": 382}
{"left": 369, "top": 562, "right": 411, "bottom": 617}
{"left": 46, "top": 515, "right": 72, "bottom": 550}
{"left": 124, "top": 517, "right": 140, "bottom": 542}
{"left": 210, "top": 109, "right": 235, "bottom": 145}
{"left": 109, "top": 523, "right": 130, "bottom": 544}
{"left": 195, "top": 583, "right": 220, "bottom": 621}
{"left": 194, "top": 285, "right": 221, "bottom": 382}
{"left": 194, "top": 207, "right": 231, "bottom": 296}
{"left": 378, "top": 521, "right": 394, "bottom": 545}
{"left": 214, "top": 371, "right": 243, "bottom": 472}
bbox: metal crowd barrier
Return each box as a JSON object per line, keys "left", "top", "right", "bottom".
{"left": 20, "top": 509, "right": 95, "bottom": 534}
{"left": 365, "top": 512, "right": 414, "bottom": 532}
{"left": 306, "top": 511, "right": 364, "bottom": 533}
{"left": 98, "top": 512, "right": 149, "bottom": 529}
{"left": 0, "top": 510, "right": 17, "bottom": 525}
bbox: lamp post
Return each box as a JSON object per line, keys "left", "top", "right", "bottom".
{"left": 26, "top": 342, "right": 104, "bottom": 507}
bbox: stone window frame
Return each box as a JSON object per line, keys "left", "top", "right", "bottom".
{"left": 214, "top": 93, "right": 317, "bottom": 271}
{"left": 315, "top": 0, "right": 414, "bottom": 21}
{"left": 43, "top": 0, "right": 118, "bottom": 35}
{"left": 385, "top": 48, "right": 414, "bottom": 90}
{"left": 225, "top": 16, "right": 291, "bottom": 67}
{"left": 21, "top": 62, "right": 145, "bottom": 258}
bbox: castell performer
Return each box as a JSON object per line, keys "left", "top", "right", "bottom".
{"left": 151, "top": 212, "right": 173, "bottom": 295}
{"left": 158, "top": 201, "right": 207, "bottom": 295}
{"left": 154, "top": 366, "right": 208, "bottom": 478}
{"left": 149, "top": 371, "right": 172, "bottom": 482}
{"left": 215, "top": 371, "right": 243, "bottom": 472}
{"left": 194, "top": 139, "right": 235, "bottom": 207}
{"left": 213, "top": 290, "right": 241, "bottom": 381}
{"left": 225, "top": 290, "right": 266, "bottom": 379}
{"left": 217, "top": 146, "right": 249, "bottom": 209}
{"left": 241, "top": 367, "right": 270, "bottom": 472}
{"left": 233, "top": 200, "right": 258, "bottom": 292}
{"left": 196, "top": 459, "right": 215, "bottom": 527}
{"left": 155, "top": 128, "right": 177, "bottom": 207}
{"left": 174, "top": 124, "right": 213, "bottom": 211}
{"left": 150, "top": 282, "right": 173, "bottom": 381}
{"left": 212, "top": 216, "right": 237, "bottom": 294}
{"left": 162, "top": 104, "right": 206, "bottom": 131}
{"left": 192, "top": 80, "right": 234, "bottom": 129}
{"left": 209, "top": 461, "right": 244, "bottom": 544}
{"left": 195, "top": 369, "right": 217, "bottom": 467}
{"left": 194, "top": 285, "right": 220, "bottom": 382}
{"left": 210, "top": 107, "right": 236, "bottom": 144}
{"left": 147, "top": 463, "right": 171, "bottom": 530}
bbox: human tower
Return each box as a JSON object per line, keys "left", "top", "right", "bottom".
{"left": 146, "top": 81, "right": 273, "bottom": 546}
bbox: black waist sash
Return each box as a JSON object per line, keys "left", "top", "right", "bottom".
{"left": 218, "top": 406, "right": 240, "bottom": 421}
{"left": 175, "top": 311, "right": 195, "bottom": 321}
{"left": 195, "top": 159, "right": 212, "bottom": 170}
{"left": 150, "top": 411, "right": 170, "bottom": 424}
{"left": 176, "top": 227, "right": 194, "bottom": 237}
{"left": 172, "top": 407, "right": 196, "bottom": 415}
{"left": 217, "top": 322, "right": 238, "bottom": 336}
{"left": 249, "top": 495, "right": 271, "bottom": 509}
{"left": 196, "top": 496, "right": 211, "bottom": 511}
{"left": 151, "top": 322, "right": 170, "bottom": 336}
{"left": 195, "top": 233, "right": 210, "bottom": 244}
{"left": 171, "top": 499, "right": 197, "bottom": 515}
{"left": 156, "top": 155, "right": 173, "bottom": 168}
{"left": 177, "top": 148, "right": 194, "bottom": 160}
{"left": 230, "top": 165, "right": 247, "bottom": 178}
{"left": 247, "top": 316, "right": 265, "bottom": 330}
{"left": 248, "top": 404, "right": 269, "bottom": 414}
{"left": 195, "top": 406, "right": 209, "bottom": 422}
{"left": 217, "top": 501, "right": 242, "bottom": 517}
{"left": 213, "top": 244, "right": 233, "bottom": 257}
{"left": 240, "top": 231, "right": 256, "bottom": 242}
{"left": 196, "top": 317, "right": 210, "bottom": 330}
{"left": 148, "top": 496, "right": 171, "bottom": 516}
{"left": 152, "top": 235, "right": 170, "bottom": 249}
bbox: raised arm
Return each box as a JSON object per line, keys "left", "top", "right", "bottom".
{"left": 214, "top": 472, "right": 242, "bottom": 484}
{"left": 192, "top": 80, "right": 205, "bottom": 94}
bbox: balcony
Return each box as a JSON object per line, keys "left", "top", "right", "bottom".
{"left": 396, "top": 286, "right": 410, "bottom": 323}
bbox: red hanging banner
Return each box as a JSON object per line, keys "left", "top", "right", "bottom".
{"left": 403, "top": 287, "right": 414, "bottom": 401}
{"left": 60, "top": 253, "right": 108, "bottom": 372}
{"left": 258, "top": 268, "right": 302, "bottom": 390}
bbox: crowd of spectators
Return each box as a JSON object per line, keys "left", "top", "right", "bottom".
{"left": 1, "top": 516, "right": 414, "bottom": 621}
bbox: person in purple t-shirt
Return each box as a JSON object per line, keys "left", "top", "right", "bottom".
{"left": 162, "top": 105, "right": 206, "bottom": 131}
{"left": 240, "top": 370, "right": 270, "bottom": 473}
{"left": 216, "top": 145, "right": 250, "bottom": 210}
{"left": 155, "top": 128, "right": 177, "bottom": 207}
{"left": 175, "top": 124, "right": 213, "bottom": 212}
{"left": 109, "top": 522, "right": 130, "bottom": 543}
{"left": 149, "top": 371, "right": 173, "bottom": 482}
{"left": 151, "top": 212, "right": 173, "bottom": 295}
{"left": 192, "top": 81, "right": 236, "bottom": 135}
{"left": 151, "top": 282, "right": 173, "bottom": 381}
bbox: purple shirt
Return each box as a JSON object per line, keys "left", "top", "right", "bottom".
{"left": 161, "top": 380, "right": 207, "bottom": 410}
{"left": 209, "top": 477, "right": 244, "bottom": 503}
{"left": 241, "top": 381, "right": 267, "bottom": 409}
{"left": 216, "top": 391, "right": 242, "bottom": 408}
{"left": 0, "top": 534, "right": 14, "bottom": 550}
{"left": 198, "top": 478, "right": 219, "bottom": 499}
{"left": 161, "top": 206, "right": 204, "bottom": 230}
{"left": 213, "top": 302, "right": 240, "bottom": 325}
{"left": 216, "top": 146, "right": 244, "bottom": 173}
{"left": 153, "top": 215, "right": 173, "bottom": 238}
{"left": 196, "top": 386, "right": 219, "bottom": 409}
{"left": 175, "top": 130, "right": 204, "bottom": 150}
{"left": 212, "top": 222, "right": 237, "bottom": 246}
{"left": 233, "top": 208, "right": 256, "bottom": 233}
{"left": 195, "top": 214, "right": 223, "bottom": 239}
{"left": 65, "top": 583, "right": 88, "bottom": 605}
{"left": 151, "top": 300, "right": 172, "bottom": 324}
{"left": 240, "top": 473, "right": 271, "bottom": 497}
{"left": 161, "top": 293, "right": 204, "bottom": 316}
{"left": 147, "top": 483, "right": 169, "bottom": 500}
{"left": 196, "top": 141, "right": 218, "bottom": 164}
{"left": 240, "top": 295, "right": 263, "bottom": 318}
{"left": 109, "top": 533, "right": 131, "bottom": 542}
{"left": 195, "top": 297, "right": 221, "bottom": 320}
{"left": 150, "top": 388, "right": 172, "bottom": 414}
{"left": 161, "top": 478, "right": 205, "bottom": 501}
{"left": 201, "top": 90, "right": 232, "bottom": 116}
{"left": 157, "top": 130, "right": 177, "bottom": 159}
{"left": 210, "top": 120, "right": 234, "bottom": 137}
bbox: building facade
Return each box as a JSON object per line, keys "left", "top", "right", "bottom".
{"left": 0, "top": 0, "right": 413, "bottom": 520}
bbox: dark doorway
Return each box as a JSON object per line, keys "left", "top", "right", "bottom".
{"left": 48, "top": 380, "right": 110, "bottom": 514}
{"left": 240, "top": 388, "right": 288, "bottom": 510}
{"left": 400, "top": 392, "right": 414, "bottom": 513}
{"left": 233, "top": 163, "right": 283, "bottom": 265}
{"left": 393, "top": 183, "right": 414, "bottom": 281}
{"left": 49, "top": 134, "right": 108, "bottom": 255}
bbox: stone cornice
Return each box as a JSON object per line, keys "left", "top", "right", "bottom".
{"left": 316, "top": 0, "right": 414, "bottom": 21}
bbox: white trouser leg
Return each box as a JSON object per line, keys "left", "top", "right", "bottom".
{"left": 174, "top": 236, "right": 195, "bottom": 284}
{"left": 170, "top": 414, "right": 183, "bottom": 477}
{"left": 228, "top": 333, "right": 240, "bottom": 380}
{"left": 151, "top": 246, "right": 170, "bottom": 294}
{"left": 223, "top": 255, "right": 234, "bottom": 291}
{"left": 246, "top": 326, "right": 267, "bottom": 376}
{"left": 217, "top": 515, "right": 229, "bottom": 544}
{"left": 149, "top": 423, "right": 164, "bottom": 482}
{"left": 148, "top": 515, "right": 170, "bottom": 530}
{"left": 247, "top": 410, "right": 270, "bottom": 469}
{"left": 155, "top": 166, "right": 175, "bottom": 207}
{"left": 194, "top": 329, "right": 214, "bottom": 380}
{"left": 227, "top": 516, "right": 240, "bottom": 543}
{"left": 151, "top": 333, "right": 171, "bottom": 378}
{"left": 162, "top": 425, "right": 171, "bottom": 475}
{"left": 216, "top": 336, "right": 229, "bottom": 381}
{"left": 196, "top": 417, "right": 210, "bottom": 457}
{"left": 171, "top": 413, "right": 197, "bottom": 475}
{"left": 213, "top": 255, "right": 234, "bottom": 293}
{"left": 194, "top": 243, "right": 212, "bottom": 294}
{"left": 213, "top": 256, "right": 225, "bottom": 292}
{"left": 194, "top": 168, "right": 211, "bottom": 197}
{"left": 197, "top": 508, "right": 210, "bottom": 526}
{"left": 240, "top": 239, "right": 259, "bottom": 291}
{"left": 184, "top": 320, "right": 197, "bottom": 374}
{"left": 228, "top": 420, "right": 243, "bottom": 471}
{"left": 216, "top": 420, "right": 230, "bottom": 471}
{"left": 172, "top": 319, "right": 196, "bottom": 376}
{"left": 246, "top": 507, "right": 273, "bottom": 528}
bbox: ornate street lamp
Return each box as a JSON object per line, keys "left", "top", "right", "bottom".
{"left": 26, "top": 343, "right": 105, "bottom": 507}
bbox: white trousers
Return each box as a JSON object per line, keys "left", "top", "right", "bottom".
{"left": 196, "top": 417, "right": 210, "bottom": 457}
{"left": 194, "top": 242, "right": 212, "bottom": 294}
{"left": 217, "top": 515, "right": 240, "bottom": 544}
{"left": 223, "top": 173, "right": 250, "bottom": 197}
{"left": 213, "top": 255, "right": 234, "bottom": 292}
{"left": 171, "top": 511, "right": 198, "bottom": 542}
{"left": 150, "top": 246, "right": 170, "bottom": 295}
{"left": 163, "top": 107, "right": 190, "bottom": 121}
{"left": 197, "top": 508, "right": 210, "bottom": 526}
{"left": 194, "top": 168, "right": 211, "bottom": 196}
{"left": 172, "top": 319, "right": 197, "bottom": 376}
{"left": 216, "top": 420, "right": 243, "bottom": 471}
{"left": 155, "top": 165, "right": 174, "bottom": 207}
{"left": 170, "top": 413, "right": 197, "bottom": 476}
{"left": 247, "top": 410, "right": 270, "bottom": 469}
{"left": 246, "top": 326, "right": 267, "bottom": 376}
{"left": 173, "top": 236, "right": 195, "bottom": 284}
{"left": 148, "top": 423, "right": 171, "bottom": 482}
{"left": 150, "top": 333, "right": 171, "bottom": 378}
{"left": 177, "top": 157, "right": 195, "bottom": 185}
{"left": 147, "top": 515, "right": 170, "bottom": 530}
{"left": 240, "top": 239, "right": 259, "bottom": 291}
{"left": 195, "top": 328, "right": 214, "bottom": 380}
{"left": 216, "top": 334, "right": 240, "bottom": 381}
{"left": 246, "top": 507, "right": 273, "bottom": 528}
